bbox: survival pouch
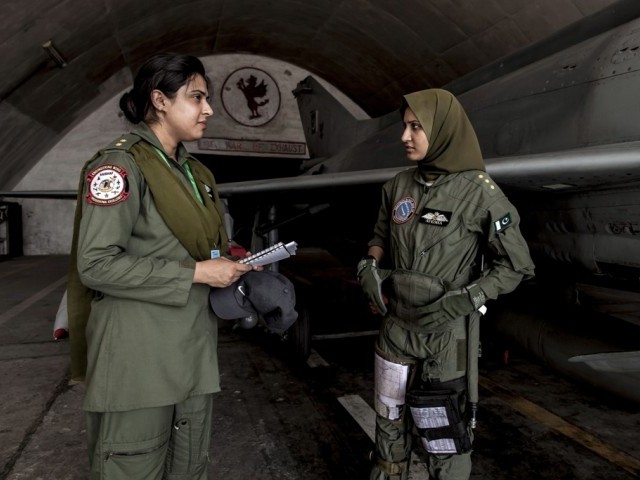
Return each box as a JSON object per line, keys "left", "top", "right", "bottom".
{"left": 406, "top": 376, "right": 472, "bottom": 455}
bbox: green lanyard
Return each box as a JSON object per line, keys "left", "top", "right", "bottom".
{"left": 152, "top": 146, "right": 204, "bottom": 204}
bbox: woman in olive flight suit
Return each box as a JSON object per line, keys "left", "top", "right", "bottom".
{"left": 67, "top": 53, "right": 257, "bottom": 479}
{"left": 358, "top": 89, "right": 535, "bottom": 480}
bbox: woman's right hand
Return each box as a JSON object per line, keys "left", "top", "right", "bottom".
{"left": 193, "top": 257, "right": 253, "bottom": 288}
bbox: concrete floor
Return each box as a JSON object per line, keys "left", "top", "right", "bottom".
{"left": 1, "top": 255, "right": 639, "bottom": 479}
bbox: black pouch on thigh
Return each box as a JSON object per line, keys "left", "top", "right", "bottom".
{"left": 406, "top": 376, "right": 472, "bottom": 455}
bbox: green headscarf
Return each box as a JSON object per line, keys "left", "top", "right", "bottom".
{"left": 403, "top": 88, "right": 485, "bottom": 175}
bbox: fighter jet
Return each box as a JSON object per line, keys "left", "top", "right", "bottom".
{"left": 218, "top": 8, "right": 640, "bottom": 403}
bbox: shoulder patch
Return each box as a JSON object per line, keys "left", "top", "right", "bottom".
{"left": 85, "top": 164, "right": 129, "bottom": 206}
{"left": 103, "top": 133, "right": 141, "bottom": 152}
{"left": 494, "top": 212, "right": 512, "bottom": 233}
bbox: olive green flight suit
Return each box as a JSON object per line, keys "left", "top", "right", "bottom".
{"left": 76, "top": 124, "right": 224, "bottom": 479}
{"left": 369, "top": 168, "right": 534, "bottom": 480}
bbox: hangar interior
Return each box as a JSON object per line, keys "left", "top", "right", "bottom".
{"left": 0, "top": 0, "right": 624, "bottom": 256}
{"left": 1, "top": 1, "right": 640, "bottom": 479}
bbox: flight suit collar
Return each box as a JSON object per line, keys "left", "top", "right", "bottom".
{"left": 131, "top": 123, "right": 192, "bottom": 166}
{"left": 412, "top": 167, "right": 456, "bottom": 188}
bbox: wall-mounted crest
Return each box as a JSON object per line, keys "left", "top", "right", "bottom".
{"left": 221, "top": 67, "right": 281, "bottom": 127}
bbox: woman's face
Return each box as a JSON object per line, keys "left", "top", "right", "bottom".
{"left": 401, "top": 107, "right": 429, "bottom": 162}
{"left": 156, "top": 74, "right": 213, "bottom": 143}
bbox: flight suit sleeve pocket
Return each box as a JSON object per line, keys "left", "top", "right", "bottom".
{"left": 492, "top": 228, "right": 535, "bottom": 277}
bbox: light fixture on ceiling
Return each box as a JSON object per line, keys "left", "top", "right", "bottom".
{"left": 42, "top": 40, "right": 67, "bottom": 68}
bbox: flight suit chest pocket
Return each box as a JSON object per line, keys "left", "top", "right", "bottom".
{"left": 419, "top": 215, "right": 477, "bottom": 257}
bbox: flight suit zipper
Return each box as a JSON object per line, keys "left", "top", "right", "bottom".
{"left": 419, "top": 218, "right": 463, "bottom": 257}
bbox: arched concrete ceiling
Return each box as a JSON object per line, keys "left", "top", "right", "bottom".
{"left": 0, "top": 0, "right": 618, "bottom": 189}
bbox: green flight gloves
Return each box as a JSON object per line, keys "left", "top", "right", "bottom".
{"left": 423, "top": 284, "right": 487, "bottom": 321}
{"left": 357, "top": 256, "right": 392, "bottom": 315}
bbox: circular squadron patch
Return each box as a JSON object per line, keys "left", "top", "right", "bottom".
{"left": 86, "top": 165, "right": 129, "bottom": 205}
{"left": 221, "top": 67, "right": 281, "bottom": 127}
{"left": 392, "top": 196, "right": 416, "bottom": 224}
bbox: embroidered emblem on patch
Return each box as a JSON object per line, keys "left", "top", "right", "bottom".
{"left": 86, "top": 165, "right": 129, "bottom": 205}
{"left": 420, "top": 208, "right": 451, "bottom": 227}
{"left": 392, "top": 197, "right": 416, "bottom": 224}
{"left": 494, "top": 212, "right": 512, "bottom": 233}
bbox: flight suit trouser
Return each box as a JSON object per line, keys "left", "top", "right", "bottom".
{"left": 86, "top": 393, "right": 213, "bottom": 480}
{"left": 370, "top": 317, "right": 472, "bottom": 480}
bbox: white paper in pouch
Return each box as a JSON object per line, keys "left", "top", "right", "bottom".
{"left": 374, "top": 354, "right": 410, "bottom": 419}
{"left": 412, "top": 406, "right": 457, "bottom": 454}
{"left": 420, "top": 437, "right": 457, "bottom": 454}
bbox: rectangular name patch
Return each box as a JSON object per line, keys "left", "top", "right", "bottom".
{"left": 420, "top": 208, "right": 452, "bottom": 227}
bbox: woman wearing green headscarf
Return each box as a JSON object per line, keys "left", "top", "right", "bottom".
{"left": 357, "top": 89, "right": 535, "bottom": 480}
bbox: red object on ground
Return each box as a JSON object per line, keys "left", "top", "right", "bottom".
{"left": 54, "top": 328, "right": 69, "bottom": 340}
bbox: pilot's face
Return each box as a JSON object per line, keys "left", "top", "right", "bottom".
{"left": 401, "top": 108, "right": 429, "bottom": 162}
{"left": 155, "top": 74, "right": 214, "bottom": 143}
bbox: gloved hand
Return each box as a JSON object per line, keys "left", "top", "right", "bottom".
{"left": 357, "top": 256, "right": 392, "bottom": 315}
{"left": 424, "top": 284, "right": 486, "bottom": 321}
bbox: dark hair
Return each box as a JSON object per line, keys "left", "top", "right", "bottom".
{"left": 119, "top": 53, "right": 210, "bottom": 124}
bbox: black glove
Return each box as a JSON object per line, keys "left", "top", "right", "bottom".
{"left": 423, "top": 284, "right": 486, "bottom": 321}
{"left": 357, "top": 256, "right": 391, "bottom": 315}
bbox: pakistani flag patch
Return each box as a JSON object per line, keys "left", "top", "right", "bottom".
{"left": 494, "top": 213, "right": 512, "bottom": 233}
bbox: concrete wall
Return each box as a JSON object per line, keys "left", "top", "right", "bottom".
{"left": 12, "top": 53, "right": 366, "bottom": 255}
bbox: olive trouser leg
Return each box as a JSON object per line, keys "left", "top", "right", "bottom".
{"left": 370, "top": 412, "right": 412, "bottom": 480}
{"left": 86, "top": 393, "right": 213, "bottom": 480}
{"left": 371, "top": 318, "right": 472, "bottom": 480}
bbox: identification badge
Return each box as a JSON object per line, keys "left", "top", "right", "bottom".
{"left": 211, "top": 249, "right": 220, "bottom": 259}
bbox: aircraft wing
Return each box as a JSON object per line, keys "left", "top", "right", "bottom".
{"left": 569, "top": 351, "right": 640, "bottom": 373}
{"left": 2, "top": 141, "right": 639, "bottom": 200}
{"left": 217, "top": 167, "right": 407, "bottom": 196}
{"left": 217, "top": 141, "right": 640, "bottom": 196}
